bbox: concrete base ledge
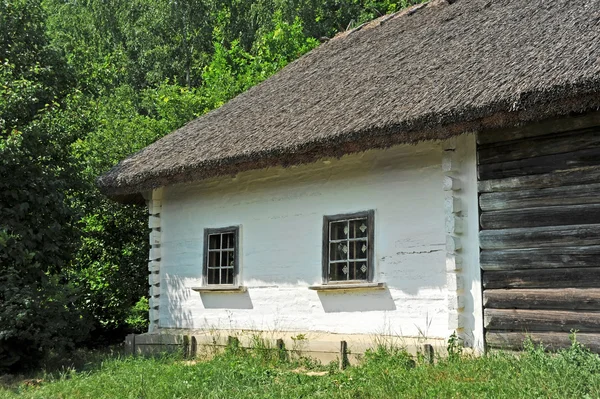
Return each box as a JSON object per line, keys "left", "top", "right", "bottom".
{"left": 126, "top": 329, "right": 453, "bottom": 365}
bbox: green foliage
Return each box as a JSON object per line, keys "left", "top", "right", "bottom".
{"left": 363, "top": 345, "right": 415, "bottom": 369}
{"left": 1, "top": 0, "right": 71, "bottom": 130}
{"left": 125, "top": 297, "right": 149, "bottom": 333}
{"left": 3, "top": 339, "right": 600, "bottom": 398}
{"left": 0, "top": 0, "right": 91, "bottom": 371}
{"left": 446, "top": 331, "right": 463, "bottom": 361}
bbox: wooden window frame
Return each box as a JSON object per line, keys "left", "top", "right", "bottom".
{"left": 202, "top": 226, "right": 240, "bottom": 287}
{"left": 322, "top": 210, "right": 375, "bottom": 284}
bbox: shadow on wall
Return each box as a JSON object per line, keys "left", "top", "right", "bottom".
{"left": 163, "top": 273, "right": 196, "bottom": 329}
{"left": 200, "top": 291, "right": 254, "bottom": 309}
{"left": 317, "top": 289, "right": 396, "bottom": 313}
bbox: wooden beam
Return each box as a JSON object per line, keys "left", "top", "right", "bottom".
{"left": 482, "top": 268, "right": 600, "bottom": 289}
{"left": 480, "top": 246, "right": 600, "bottom": 271}
{"left": 486, "top": 331, "right": 600, "bottom": 352}
{"left": 480, "top": 204, "right": 600, "bottom": 230}
{"left": 339, "top": 341, "right": 348, "bottom": 370}
{"left": 484, "top": 308, "right": 600, "bottom": 332}
{"left": 479, "top": 224, "right": 600, "bottom": 250}
{"left": 479, "top": 183, "right": 600, "bottom": 211}
{"left": 478, "top": 147, "right": 600, "bottom": 181}
{"left": 483, "top": 288, "right": 600, "bottom": 310}
{"left": 477, "top": 112, "right": 600, "bottom": 145}
{"left": 478, "top": 127, "right": 600, "bottom": 165}
{"left": 478, "top": 165, "right": 600, "bottom": 193}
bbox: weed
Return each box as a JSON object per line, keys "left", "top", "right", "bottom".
{"left": 446, "top": 331, "right": 463, "bottom": 361}
{"left": 3, "top": 338, "right": 600, "bottom": 399}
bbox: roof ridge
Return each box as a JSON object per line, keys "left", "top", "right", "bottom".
{"left": 330, "top": 0, "right": 450, "bottom": 42}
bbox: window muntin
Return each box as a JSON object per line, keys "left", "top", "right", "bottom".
{"left": 323, "top": 211, "right": 374, "bottom": 283}
{"left": 203, "top": 226, "right": 239, "bottom": 285}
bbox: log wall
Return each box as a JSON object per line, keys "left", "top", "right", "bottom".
{"left": 478, "top": 112, "right": 600, "bottom": 351}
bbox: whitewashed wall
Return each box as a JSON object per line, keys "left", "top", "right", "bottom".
{"left": 157, "top": 141, "right": 476, "bottom": 339}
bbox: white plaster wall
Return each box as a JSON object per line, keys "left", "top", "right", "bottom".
{"left": 158, "top": 141, "right": 453, "bottom": 338}
{"left": 453, "top": 134, "right": 484, "bottom": 350}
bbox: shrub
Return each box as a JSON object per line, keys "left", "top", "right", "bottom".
{"left": 125, "top": 297, "right": 149, "bottom": 334}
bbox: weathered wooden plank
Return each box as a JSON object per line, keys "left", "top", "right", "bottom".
{"left": 482, "top": 268, "right": 600, "bottom": 289}
{"left": 483, "top": 288, "right": 600, "bottom": 310}
{"left": 479, "top": 224, "right": 600, "bottom": 250}
{"left": 480, "top": 204, "right": 600, "bottom": 230}
{"left": 484, "top": 308, "right": 600, "bottom": 332}
{"left": 479, "top": 183, "right": 600, "bottom": 211}
{"left": 478, "top": 128, "right": 600, "bottom": 165}
{"left": 486, "top": 331, "right": 600, "bottom": 352}
{"left": 478, "top": 165, "right": 600, "bottom": 193}
{"left": 478, "top": 147, "right": 600, "bottom": 181}
{"left": 477, "top": 111, "right": 600, "bottom": 145}
{"left": 480, "top": 246, "right": 600, "bottom": 270}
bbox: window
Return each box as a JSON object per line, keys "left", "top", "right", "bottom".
{"left": 322, "top": 210, "right": 374, "bottom": 283}
{"left": 203, "top": 226, "right": 240, "bottom": 286}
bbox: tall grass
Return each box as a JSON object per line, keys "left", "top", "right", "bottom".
{"left": 2, "top": 337, "right": 600, "bottom": 398}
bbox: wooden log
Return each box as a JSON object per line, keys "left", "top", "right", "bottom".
{"left": 477, "top": 112, "right": 600, "bottom": 145}
{"left": 190, "top": 336, "right": 198, "bottom": 358}
{"left": 485, "top": 331, "right": 600, "bottom": 353}
{"left": 276, "top": 338, "right": 287, "bottom": 362}
{"left": 479, "top": 224, "right": 600, "bottom": 250}
{"left": 483, "top": 288, "right": 600, "bottom": 310}
{"left": 478, "top": 147, "right": 600, "bottom": 181}
{"left": 182, "top": 335, "right": 190, "bottom": 359}
{"left": 480, "top": 246, "right": 600, "bottom": 271}
{"left": 480, "top": 204, "right": 600, "bottom": 230}
{"left": 478, "top": 127, "right": 600, "bottom": 165}
{"left": 422, "top": 344, "right": 434, "bottom": 364}
{"left": 482, "top": 268, "right": 600, "bottom": 289}
{"left": 339, "top": 341, "right": 348, "bottom": 370}
{"left": 479, "top": 183, "right": 600, "bottom": 211}
{"left": 484, "top": 308, "right": 600, "bottom": 332}
{"left": 478, "top": 165, "right": 600, "bottom": 193}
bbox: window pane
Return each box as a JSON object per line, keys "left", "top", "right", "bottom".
{"left": 221, "top": 268, "right": 234, "bottom": 285}
{"left": 209, "top": 234, "right": 221, "bottom": 249}
{"left": 330, "top": 221, "right": 348, "bottom": 240}
{"left": 349, "top": 219, "right": 368, "bottom": 239}
{"left": 222, "top": 233, "right": 235, "bottom": 249}
{"left": 208, "top": 251, "right": 221, "bottom": 267}
{"left": 221, "top": 251, "right": 235, "bottom": 267}
{"left": 329, "top": 262, "right": 349, "bottom": 281}
{"left": 330, "top": 242, "right": 348, "bottom": 261}
{"left": 207, "top": 268, "right": 219, "bottom": 284}
{"left": 349, "top": 240, "right": 368, "bottom": 260}
{"left": 350, "top": 261, "right": 368, "bottom": 280}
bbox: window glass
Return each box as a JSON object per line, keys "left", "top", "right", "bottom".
{"left": 204, "top": 227, "right": 239, "bottom": 285}
{"left": 323, "top": 212, "right": 373, "bottom": 282}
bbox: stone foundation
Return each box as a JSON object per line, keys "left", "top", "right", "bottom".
{"left": 125, "top": 329, "right": 451, "bottom": 365}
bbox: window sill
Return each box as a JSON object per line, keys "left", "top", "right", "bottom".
{"left": 308, "top": 282, "right": 386, "bottom": 292}
{"left": 191, "top": 286, "right": 247, "bottom": 293}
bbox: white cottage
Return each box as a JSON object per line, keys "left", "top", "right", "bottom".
{"left": 99, "top": 0, "right": 600, "bottom": 357}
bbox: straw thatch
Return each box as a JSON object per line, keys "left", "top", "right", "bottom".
{"left": 98, "top": 0, "right": 600, "bottom": 203}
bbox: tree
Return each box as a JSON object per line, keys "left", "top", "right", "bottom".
{"left": 0, "top": 0, "right": 91, "bottom": 371}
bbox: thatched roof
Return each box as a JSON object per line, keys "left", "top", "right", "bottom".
{"left": 98, "top": 0, "right": 600, "bottom": 203}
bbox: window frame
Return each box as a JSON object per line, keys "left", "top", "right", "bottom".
{"left": 322, "top": 210, "right": 375, "bottom": 284}
{"left": 202, "top": 226, "right": 240, "bottom": 286}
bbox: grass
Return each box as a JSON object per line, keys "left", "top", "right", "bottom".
{"left": 1, "top": 338, "right": 600, "bottom": 398}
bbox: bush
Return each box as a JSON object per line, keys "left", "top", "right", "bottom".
{"left": 125, "top": 297, "right": 149, "bottom": 334}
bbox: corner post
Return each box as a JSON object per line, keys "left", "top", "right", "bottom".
{"left": 148, "top": 188, "right": 163, "bottom": 333}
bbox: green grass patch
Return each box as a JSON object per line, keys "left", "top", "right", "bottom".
{"left": 1, "top": 339, "right": 600, "bottom": 398}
